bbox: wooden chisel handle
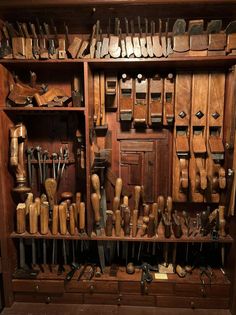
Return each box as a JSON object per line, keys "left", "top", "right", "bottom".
{"left": 140, "top": 223, "right": 147, "bottom": 237}
{"left": 25, "top": 192, "right": 33, "bottom": 215}
{"left": 91, "top": 174, "right": 101, "bottom": 199}
{"left": 52, "top": 205, "right": 59, "bottom": 235}
{"left": 79, "top": 202, "right": 86, "bottom": 232}
{"left": 105, "top": 210, "right": 113, "bottom": 236}
{"left": 91, "top": 193, "right": 100, "bottom": 224}
{"left": 134, "top": 185, "right": 141, "bottom": 210}
{"left": 29, "top": 203, "right": 38, "bottom": 234}
{"left": 124, "top": 207, "right": 131, "bottom": 236}
{"left": 115, "top": 209, "right": 121, "bottom": 237}
{"left": 34, "top": 197, "right": 41, "bottom": 216}
{"left": 143, "top": 204, "right": 150, "bottom": 216}
{"left": 59, "top": 204, "right": 67, "bottom": 235}
{"left": 113, "top": 196, "right": 120, "bottom": 212}
{"left": 166, "top": 196, "right": 172, "bottom": 219}
{"left": 132, "top": 209, "right": 138, "bottom": 237}
{"left": 76, "top": 192, "right": 81, "bottom": 210}
{"left": 69, "top": 204, "right": 76, "bottom": 235}
{"left": 45, "top": 178, "right": 57, "bottom": 211}
{"left": 115, "top": 177, "right": 122, "bottom": 200}
{"left": 123, "top": 195, "right": 129, "bottom": 207}
{"left": 157, "top": 195, "right": 165, "bottom": 213}
{"left": 152, "top": 202, "right": 158, "bottom": 225}
{"left": 147, "top": 214, "right": 155, "bottom": 237}
{"left": 16, "top": 203, "right": 26, "bottom": 234}
{"left": 40, "top": 202, "right": 49, "bottom": 235}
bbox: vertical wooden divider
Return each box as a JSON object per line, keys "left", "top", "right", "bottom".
{"left": 0, "top": 111, "right": 17, "bottom": 306}
{"left": 84, "top": 61, "right": 93, "bottom": 236}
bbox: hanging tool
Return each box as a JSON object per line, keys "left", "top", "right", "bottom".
{"left": 26, "top": 147, "right": 34, "bottom": 188}
{"left": 125, "top": 17, "right": 134, "bottom": 57}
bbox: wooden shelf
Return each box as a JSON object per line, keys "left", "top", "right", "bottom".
{"left": 10, "top": 231, "right": 234, "bottom": 243}
{"left": 0, "top": 56, "right": 236, "bottom": 69}
{"left": 3, "top": 107, "right": 85, "bottom": 113}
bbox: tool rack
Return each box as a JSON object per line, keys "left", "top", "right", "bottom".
{"left": 0, "top": 0, "right": 236, "bottom": 313}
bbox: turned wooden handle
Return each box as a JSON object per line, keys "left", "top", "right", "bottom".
{"left": 16, "top": 203, "right": 26, "bottom": 234}
{"left": 157, "top": 195, "right": 165, "bottom": 212}
{"left": 29, "top": 203, "right": 38, "bottom": 234}
{"left": 123, "top": 195, "right": 129, "bottom": 207}
{"left": 105, "top": 210, "right": 113, "bottom": 236}
{"left": 140, "top": 223, "right": 147, "bottom": 237}
{"left": 115, "top": 178, "right": 122, "bottom": 199}
{"left": 91, "top": 174, "right": 101, "bottom": 199}
{"left": 61, "top": 191, "right": 73, "bottom": 209}
{"left": 134, "top": 186, "right": 141, "bottom": 210}
{"left": 25, "top": 192, "right": 33, "bottom": 215}
{"left": 52, "top": 205, "right": 59, "bottom": 235}
{"left": 34, "top": 197, "right": 41, "bottom": 216}
{"left": 113, "top": 196, "right": 120, "bottom": 212}
{"left": 152, "top": 203, "right": 158, "bottom": 225}
{"left": 69, "top": 204, "right": 76, "bottom": 235}
{"left": 59, "top": 203, "right": 67, "bottom": 235}
{"left": 115, "top": 209, "right": 121, "bottom": 237}
{"left": 79, "top": 202, "right": 86, "bottom": 230}
{"left": 132, "top": 209, "right": 138, "bottom": 237}
{"left": 45, "top": 178, "right": 57, "bottom": 210}
{"left": 76, "top": 192, "right": 81, "bottom": 210}
{"left": 147, "top": 214, "right": 155, "bottom": 237}
{"left": 40, "top": 202, "right": 49, "bottom": 235}
{"left": 124, "top": 207, "right": 130, "bottom": 236}
{"left": 143, "top": 204, "right": 150, "bottom": 216}
{"left": 91, "top": 193, "right": 100, "bottom": 224}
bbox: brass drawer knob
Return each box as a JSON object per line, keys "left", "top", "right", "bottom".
{"left": 34, "top": 285, "right": 39, "bottom": 292}
{"left": 190, "top": 301, "right": 195, "bottom": 309}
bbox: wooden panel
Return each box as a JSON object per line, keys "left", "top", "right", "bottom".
{"left": 14, "top": 292, "right": 83, "bottom": 304}
{"left": 143, "top": 150, "right": 156, "bottom": 202}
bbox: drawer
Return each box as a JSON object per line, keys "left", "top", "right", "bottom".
{"left": 175, "top": 283, "right": 230, "bottom": 298}
{"left": 66, "top": 280, "right": 118, "bottom": 294}
{"left": 119, "top": 281, "right": 174, "bottom": 296}
{"left": 156, "top": 296, "right": 229, "bottom": 309}
{"left": 14, "top": 292, "right": 83, "bottom": 304}
{"left": 12, "top": 279, "right": 64, "bottom": 294}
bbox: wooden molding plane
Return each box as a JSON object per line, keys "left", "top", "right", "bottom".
{"left": 105, "top": 74, "right": 118, "bottom": 110}
{"left": 148, "top": 74, "right": 163, "bottom": 127}
{"left": 133, "top": 73, "right": 148, "bottom": 128}
{"left": 206, "top": 73, "right": 226, "bottom": 203}
{"left": 188, "top": 20, "right": 208, "bottom": 56}
{"left": 163, "top": 73, "right": 175, "bottom": 126}
{"left": 189, "top": 73, "right": 208, "bottom": 202}
{"left": 172, "top": 73, "right": 191, "bottom": 202}
{"left": 119, "top": 73, "right": 134, "bottom": 122}
{"left": 172, "top": 19, "right": 189, "bottom": 53}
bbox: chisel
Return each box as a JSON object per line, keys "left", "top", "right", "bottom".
{"left": 146, "top": 18, "right": 154, "bottom": 58}
{"left": 131, "top": 19, "right": 141, "bottom": 58}
{"left": 91, "top": 193, "right": 105, "bottom": 272}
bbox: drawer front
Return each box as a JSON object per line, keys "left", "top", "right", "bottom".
{"left": 119, "top": 282, "right": 140, "bottom": 294}
{"left": 148, "top": 282, "right": 175, "bottom": 295}
{"left": 66, "top": 280, "right": 118, "bottom": 294}
{"left": 175, "top": 283, "right": 230, "bottom": 298}
{"left": 14, "top": 292, "right": 83, "bottom": 304}
{"left": 12, "top": 279, "right": 64, "bottom": 294}
{"left": 156, "top": 296, "right": 229, "bottom": 309}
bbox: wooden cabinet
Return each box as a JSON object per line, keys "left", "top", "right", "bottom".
{"left": 0, "top": 1, "right": 236, "bottom": 314}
